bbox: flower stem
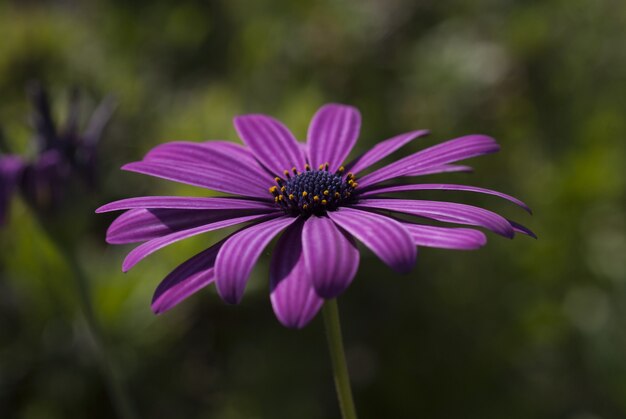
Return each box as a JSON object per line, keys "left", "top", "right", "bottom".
{"left": 322, "top": 299, "right": 358, "bottom": 419}
{"left": 37, "top": 219, "right": 138, "bottom": 419}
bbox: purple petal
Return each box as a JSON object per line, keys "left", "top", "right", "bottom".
{"left": 122, "top": 213, "right": 280, "bottom": 272}
{"left": 402, "top": 223, "right": 487, "bottom": 250}
{"left": 122, "top": 160, "right": 269, "bottom": 199}
{"left": 404, "top": 164, "right": 473, "bottom": 177}
{"left": 270, "top": 219, "right": 324, "bottom": 329}
{"left": 508, "top": 219, "right": 537, "bottom": 239}
{"left": 303, "top": 215, "right": 359, "bottom": 299}
{"left": 307, "top": 104, "right": 361, "bottom": 172}
{"left": 355, "top": 199, "right": 514, "bottom": 238}
{"left": 143, "top": 141, "right": 271, "bottom": 181}
{"left": 151, "top": 240, "right": 224, "bottom": 314}
{"left": 234, "top": 115, "right": 306, "bottom": 176}
{"left": 360, "top": 183, "right": 531, "bottom": 213}
{"left": 328, "top": 207, "right": 416, "bottom": 273}
{"left": 96, "top": 196, "right": 276, "bottom": 213}
{"left": 346, "top": 130, "right": 429, "bottom": 175}
{"left": 107, "top": 208, "right": 270, "bottom": 244}
{"left": 215, "top": 216, "right": 297, "bottom": 304}
{"left": 359, "top": 135, "right": 499, "bottom": 187}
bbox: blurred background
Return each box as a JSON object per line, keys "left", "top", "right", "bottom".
{"left": 0, "top": 0, "right": 625, "bottom": 418}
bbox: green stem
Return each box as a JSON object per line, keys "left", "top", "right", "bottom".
{"left": 38, "top": 219, "right": 138, "bottom": 419}
{"left": 322, "top": 299, "right": 358, "bottom": 419}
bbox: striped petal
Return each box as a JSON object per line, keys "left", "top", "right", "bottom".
{"left": 360, "top": 183, "right": 531, "bottom": 213}
{"left": 144, "top": 141, "right": 271, "bottom": 181}
{"left": 215, "top": 216, "right": 297, "bottom": 304}
{"left": 359, "top": 135, "right": 499, "bottom": 187}
{"left": 96, "top": 196, "right": 276, "bottom": 213}
{"left": 402, "top": 223, "right": 487, "bottom": 250}
{"left": 122, "top": 213, "right": 280, "bottom": 272}
{"left": 107, "top": 208, "right": 269, "bottom": 244}
{"left": 355, "top": 199, "right": 514, "bottom": 238}
{"left": 303, "top": 215, "right": 359, "bottom": 299}
{"left": 405, "top": 164, "right": 473, "bottom": 177}
{"left": 234, "top": 115, "right": 306, "bottom": 176}
{"left": 151, "top": 240, "right": 224, "bottom": 314}
{"left": 270, "top": 219, "right": 324, "bottom": 329}
{"left": 307, "top": 104, "right": 361, "bottom": 172}
{"left": 346, "top": 130, "right": 429, "bottom": 175}
{"left": 122, "top": 160, "right": 269, "bottom": 198}
{"left": 328, "top": 207, "right": 416, "bottom": 273}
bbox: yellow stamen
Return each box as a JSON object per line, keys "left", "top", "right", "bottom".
{"left": 321, "top": 199, "right": 328, "bottom": 205}
{"left": 289, "top": 194, "right": 295, "bottom": 200}
{"left": 280, "top": 186, "right": 286, "bottom": 192}
{"left": 302, "top": 191, "right": 308, "bottom": 197}
{"left": 278, "top": 194, "right": 284, "bottom": 201}
{"left": 269, "top": 186, "right": 278, "bottom": 194}
{"left": 318, "top": 164, "right": 325, "bottom": 170}
{"left": 352, "top": 182, "right": 358, "bottom": 188}
{"left": 323, "top": 190, "right": 329, "bottom": 196}
{"left": 302, "top": 204, "right": 309, "bottom": 210}
{"left": 337, "top": 166, "right": 345, "bottom": 174}
{"left": 283, "top": 170, "right": 290, "bottom": 177}
{"left": 347, "top": 172, "right": 354, "bottom": 179}
{"left": 305, "top": 164, "right": 311, "bottom": 171}
{"left": 313, "top": 195, "right": 320, "bottom": 202}
{"left": 292, "top": 167, "right": 298, "bottom": 174}
{"left": 324, "top": 162, "right": 329, "bottom": 171}
{"left": 334, "top": 192, "right": 340, "bottom": 199}
{"left": 274, "top": 196, "right": 279, "bottom": 202}
{"left": 274, "top": 176, "right": 282, "bottom": 183}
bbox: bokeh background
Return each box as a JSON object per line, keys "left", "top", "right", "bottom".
{"left": 1, "top": 0, "right": 625, "bottom": 418}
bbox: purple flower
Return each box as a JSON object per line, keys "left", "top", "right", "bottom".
{"left": 98, "top": 104, "right": 533, "bottom": 328}
{"left": 0, "top": 83, "right": 116, "bottom": 221}
{"left": 21, "top": 83, "right": 116, "bottom": 210}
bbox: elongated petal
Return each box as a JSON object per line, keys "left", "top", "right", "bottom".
{"left": 307, "top": 104, "right": 361, "bottom": 172}
{"left": 346, "top": 130, "right": 429, "bottom": 174}
{"left": 303, "top": 215, "right": 359, "bottom": 298}
{"left": 403, "top": 223, "right": 487, "bottom": 250}
{"left": 96, "top": 196, "right": 276, "bottom": 213}
{"left": 355, "top": 199, "right": 514, "bottom": 238}
{"left": 144, "top": 141, "right": 270, "bottom": 181}
{"left": 328, "top": 207, "right": 416, "bottom": 273}
{"left": 360, "top": 183, "right": 531, "bottom": 213}
{"left": 151, "top": 240, "right": 224, "bottom": 314}
{"left": 122, "top": 160, "right": 269, "bottom": 198}
{"left": 405, "top": 164, "right": 473, "bottom": 177}
{"left": 508, "top": 219, "right": 537, "bottom": 239}
{"left": 270, "top": 219, "right": 324, "bottom": 329}
{"left": 215, "top": 216, "right": 297, "bottom": 304}
{"left": 107, "top": 207, "right": 271, "bottom": 244}
{"left": 122, "top": 213, "right": 280, "bottom": 272}
{"left": 234, "top": 115, "right": 306, "bottom": 176}
{"left": 360, "top": 135, "right": 499, "bottom": 187}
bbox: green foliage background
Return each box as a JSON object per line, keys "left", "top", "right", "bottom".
{"left": 0, "top": 0, "right": 624, "bottom": 418}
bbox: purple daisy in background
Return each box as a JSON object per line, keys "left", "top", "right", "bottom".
{"left": 98, "top": 103, "right": 534, "bottom": 328}
{"left": 0, "top": 83, "right": 116, "bottom": 224}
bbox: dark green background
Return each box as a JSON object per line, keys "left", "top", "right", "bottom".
{"left": 1, "top": 0, "right": 624, "bottom": 418}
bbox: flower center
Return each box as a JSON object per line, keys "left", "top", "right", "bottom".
{"left": 269, "top": 163, "right": 358, "bottom": 215}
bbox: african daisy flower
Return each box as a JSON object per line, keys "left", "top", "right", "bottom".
{"left": 97, "top": 103, "right": 533, "bottom": 329}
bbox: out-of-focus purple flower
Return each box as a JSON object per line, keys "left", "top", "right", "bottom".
{"left": 24, "top": 83, "right": 116, "bottom": 205}
{"left": 0, "top": 83, "right": 115, "bottom": 221}
{"left": 0, "top": 155, "right": 24, "bottom": 225}
{"left": 98, "top": 103, "right": 534, "bottom": 328}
